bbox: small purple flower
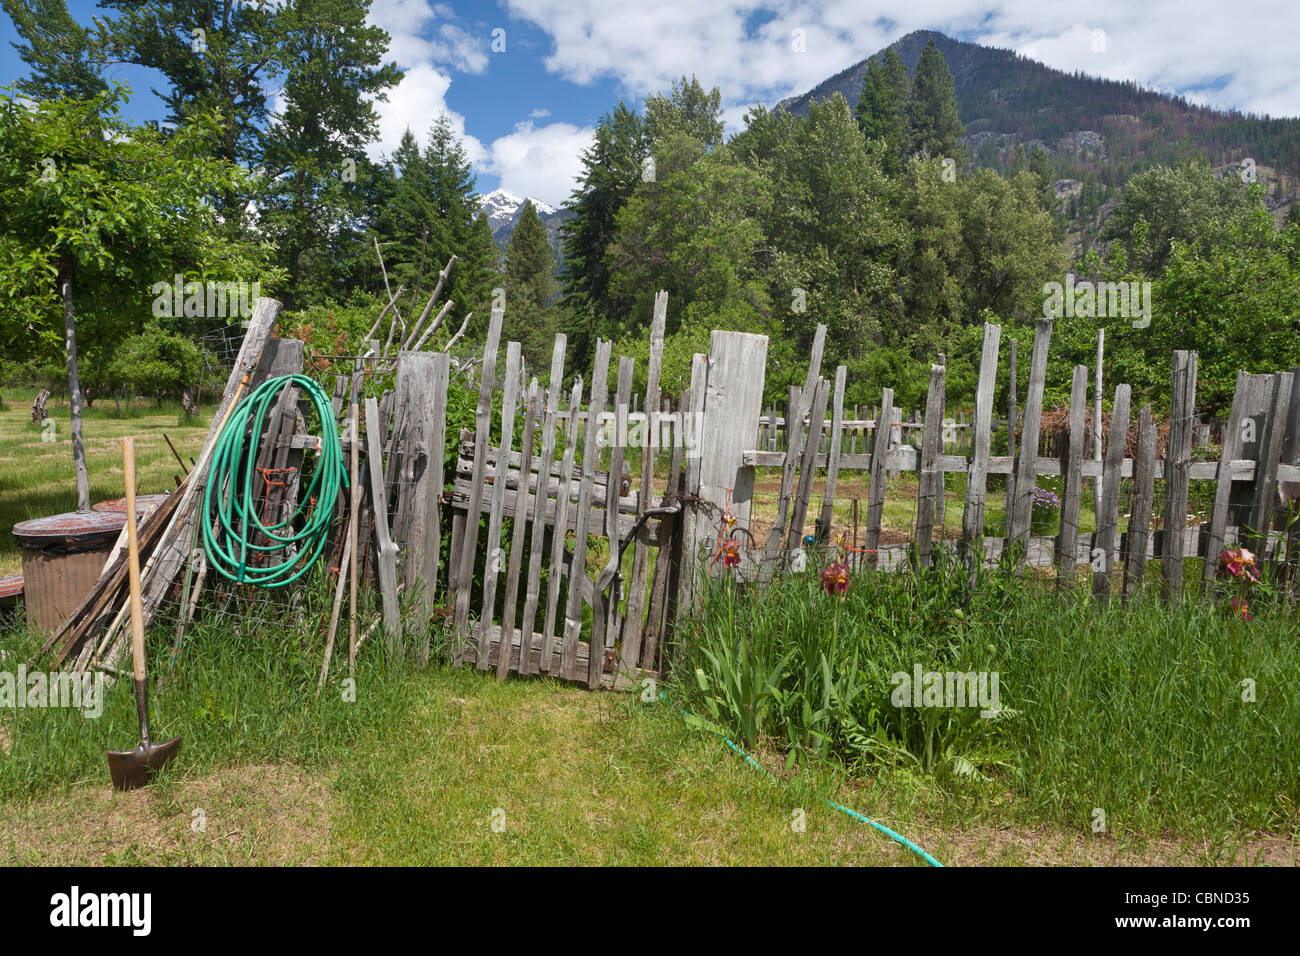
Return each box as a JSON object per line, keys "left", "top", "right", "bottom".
{"left": 1031, "top": 487, "right": 1061, "bottom": 511}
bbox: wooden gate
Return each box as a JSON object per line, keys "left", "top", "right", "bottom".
{"left": 446, "top": 297, "right": 685, "bottom": 688}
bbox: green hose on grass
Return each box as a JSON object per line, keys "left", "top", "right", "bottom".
{"left": 202, "top": 374, "right": 346, "bottom": 587}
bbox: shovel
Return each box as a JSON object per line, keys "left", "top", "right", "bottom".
{"left": 108, "top": 436, "right": 181, "bottom": 790}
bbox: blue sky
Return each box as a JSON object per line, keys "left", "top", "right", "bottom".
{"left": 4, "top": 1, "right": 1298, "bottom": 207}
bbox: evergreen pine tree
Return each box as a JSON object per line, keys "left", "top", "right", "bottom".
{"left": 909, "top": 41, "right": 964, "bottom": 159}
{"left": 504, "top": 201, "right": 560, "bottom": 369}
{"left": 855, "top": 48, "right": 911, "bottom": 171}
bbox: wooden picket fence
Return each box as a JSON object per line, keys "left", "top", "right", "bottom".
{"left": 706, "top": 320, "right": 1300, "bottom": 604}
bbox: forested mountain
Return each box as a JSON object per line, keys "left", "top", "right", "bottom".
{"left": 780, "top": 30, "right": 1300, "bottom": 248}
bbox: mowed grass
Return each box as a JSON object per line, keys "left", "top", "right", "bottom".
{"left": 5, "top": 635, "right": 1289, "bottom": 866}
{"left": 0, "top": 388, "right": 210, "bottom": 573}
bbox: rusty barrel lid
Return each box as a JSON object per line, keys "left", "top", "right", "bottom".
{"left": 93, "top": 494, "right": 170, "bottom": 515}
{"left": 12, "top": 510, "right": 126, "bottom": 554}
{"left": 0, "top": 573, "right": 22, "bottom": 601}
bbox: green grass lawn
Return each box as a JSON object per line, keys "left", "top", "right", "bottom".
{"left": 0, "top": 388, "right": 211, "bottom": 573}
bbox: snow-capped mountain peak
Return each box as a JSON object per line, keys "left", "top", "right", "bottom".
{"left": 478, "top": 189, "right": 557, "bottom": 232}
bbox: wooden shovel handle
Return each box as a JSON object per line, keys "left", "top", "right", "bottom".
{"left": 122, "top": 437, "right": 147, "bottom": 683}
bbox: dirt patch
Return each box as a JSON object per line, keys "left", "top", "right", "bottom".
{"left": 0, "top": 764, "right": 332, "bottom": 865}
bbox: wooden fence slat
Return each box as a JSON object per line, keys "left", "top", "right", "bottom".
{"left": 1008, "top": 318, "right": 1053, "bottom": 555}
{"left": 452, "top": 307, "right": 504, "bottom": 654}
{"left": 1124, "top": 404, "right": 1157, "bottom": 601}
{"left": 962, "top": 323, "right": 1002, "bottom": 573}
{"left": 642, "top": 400, "right": 685, "bottom": 673}
{"left": 915, "top": 362, "right": 946, "bottom": 568}
{"left": 498, "top": 378, "right": 539, "bottom": 679}
{"left": 478, "top": 342, "right": 522, "bottom": 669}
{"left": 819, "top": 367, "right": 847, "bottom": 543}
{"left": 364, "top": 396, "right": 401, "bottom": 651}
{"left": 542, "top": 381, "right": 584, "bottom": 671}
{"left": 1093, "top": 384, "right": 1131, "bottom": 602}
{"left": 521, "top": 336, "right": 567, "bottom": 673}
{"left": 787, "top": 376, "right": 829, "bottom": 551}
{"left": 562, "top": 340, "right": 611, "bottom": 681}
{"left": 1161, "top": 350, "right": 1198, "bottom": 603}
{"left": 1056, "top": 365, "right": 1088, "bottom": 590}
{"left": 392, "top": 351, "right": 449, "bottom": 642}
{"left": 590, "top": 357, "right": 634, "bottom": 688}
{"left": 863, "top": 387, "right": 894, "bottom": 569}
{"left": 1203, "top": 371, "right": 1252, "bottom": 589}
{"left": 763, "top": 325, "right": 825, "bottom": 558}
{"left": 1246, "top": 370, "right": 1295, "bottom": 556}
{"left": 1004, "top": 337, "right": 1018, "bottom": 540}
{"left": 678, "top": 355, "right": 709, "bottom": 615}
{"left": 622, "top": 292, "right": 667, "bottom": 672}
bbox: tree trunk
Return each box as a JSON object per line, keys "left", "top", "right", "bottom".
{"left": 61, "top": 265, "right": 90, "bottom": 512}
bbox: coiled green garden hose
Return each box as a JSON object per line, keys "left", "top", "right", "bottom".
{"left": 202, "top": 374, "right": 347, "bottom": 587}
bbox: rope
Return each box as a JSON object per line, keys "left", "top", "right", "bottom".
{"left": 659, "top": 693, "right": 944, "bottom": 867}
{"left": 203, "top": 374, "right": 347, "bottom": 588}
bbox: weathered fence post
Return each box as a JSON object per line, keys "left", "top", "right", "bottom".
{"left": 392, "top": 350, "right": 449, "bottom": 642}
{"left": 1161, "top": 350, "right": 1198, "bottom": 603}
{"left": 962, "top": 322, "right": 1002, "bottom": 578}
{"left": 699, "top": 330, "right": 770, "bottom": 558}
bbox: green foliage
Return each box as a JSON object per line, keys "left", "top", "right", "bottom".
{"left": 909, "top": 40, "right": 964, "bottom": 159}
{"left": 0, "top": 85, "right": 278, "bottom": 358}
{"left": 108, "top": 324, "right": 202, "bottom": 398}
{"left": 856, "top": 47, "right": 911, "bottom": 172}
{"left": 677, "top": 549, "right": 1300, "bottom": 832}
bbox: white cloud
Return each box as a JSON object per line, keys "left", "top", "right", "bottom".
{"left": 503, "top": 0, "right": 1300, "bottom": 118}
{"left": 483, "top": 120, "right": 595, "bottom": 207}
{"left": 369, "top": 0, "right": 489, "bottom": 72}
{"left": 529, "top": 107, "right": 551, "bottom": 119}
{"left": 369, "top": 62, "right": 487, "bottom": 165}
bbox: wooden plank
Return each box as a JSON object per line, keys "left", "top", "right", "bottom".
{"left": 542, "top": 381, "right": 584, "bottom": 671}
{"left": 763, "top": 325, "right": 824, "bottom": 557}
{"left": 1007, "top": 318, "right": 1052, "bottom": 555}
{"left": 962, "top": 323, "right": 1001, "bottom": 572}
{"left": 1203, "top": 371, "right": 1252, "bottom": 588}
{"left": 392, "top": 351, "right": 449, "bottom": 638}
{"left": 642, "top": 401, "right": 684, "bottom": 673}
{"left": 498, "top": 378, "right": 539, "bottom": 679}
{"left": 1161, "top": 350, "right": 1198, "bottom": 603}
{"left": 1092, "top": 384, "right": 1131, "bottom": 603}
{"left": 698, "top": 330, "right": 770, "bottom": 549}
{"left": 1056, "top": 365, "right": 1088, "bottom": 590}
{"left": 819, "top": 366, "right": 847, "bottom": 543}
{"left": 863, "top": 387, "right": 894, "bottom": 569}
{"left": 590, "top": 357, "right": 634, "bottom": 688}
{"left": 622, "top": 293, "right": 666, "bottom": 672}
{"left": 521, "top": 336, "right": 566, "bottom": 673}
{"left": 1124, "top": 404, "right": 1157, "bottom": 602}
{"left": 1004, "top": 337, "right": 1018, "bottom": 540}
{"left": 561, "top": 340, "right": 611, "bottom": 681}
{"left": 1246, "top": 370, "right": 1295, "bottom": 555}
{"left": 678, "top": 355, "right": 709, "bottom": 616}
{"left": 787, "top": 376, "right": 829, "bottom": 551}
{"left": 915, "top": 362, "right": 945, "bottom": 568}
{"left": 452, "top": 307, "right": 504, "bottom": 651}
{"left": 935, "top": 354, "right": 946, "bottom": 537}
{"left": 477, "top": 342, "right": 522, "bottom": 669}
{"left": 364, "top": 396, "right": 402, "bottom": 651}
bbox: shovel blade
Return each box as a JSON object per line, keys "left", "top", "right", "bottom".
{"left": 107, "top": 735, "right": 182, "bottom": 791}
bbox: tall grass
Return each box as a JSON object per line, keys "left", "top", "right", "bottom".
{"left": 0, "top": 599, "right": 423, "bottom": 800}
{"left": 673, "top": 548, "right": 1300, "bottom": 836}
